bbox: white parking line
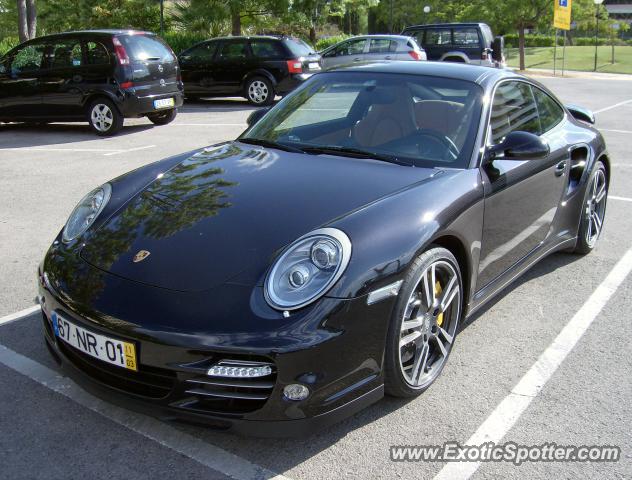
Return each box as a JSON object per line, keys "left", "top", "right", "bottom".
{"left": 171, "top": 123, "right": 248, "bottom": 127}
{"left": 103, "top": 145, "right": 156, "bottom": 156}
{"left": 0, "top": 342, "right": 292, "bottom": 480}
{"left": 601, "top": 129, "right": 632, "bottom": 134}
{"left": 0, "top": 145, "right": 156, "bottom": 156}
{"left": 433, "top": 248, "right": 632, "bottom": 480}
{"left": 610, "top": 195, "right": 632, "bottom": 203}
{"left": 594, "top": 99, "right": 632, "bottom": 114}
{"left": 0, "top": 305, "right": 40, "bottom": 327}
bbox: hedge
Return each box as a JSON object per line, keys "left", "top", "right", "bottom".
{"left": 161, "top": 31, "right": 209, "bottom": 55}
{"left": 503, "top": 33, "right": 631, "bottom": 48}
{"left": 0, "top": 36, "right": 19, "bottom": 56}
{"left": 315, "top": 34, "right": 351, "bottom": 52}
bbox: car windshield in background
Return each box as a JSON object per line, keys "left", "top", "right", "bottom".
{"left": 242, "top": 72, "right": 483, "bottom": 168}
{"left": 285, "top": 38, "right": 315, "bottom": 56}
{"left": 118, "top": 34, "right": 175, "bottom": 62}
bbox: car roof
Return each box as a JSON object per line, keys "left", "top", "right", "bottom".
{"left": 31, "top": 30, "right": 154, "bottom": 40}
{"left": 333, "top": 61, "right": 519, "bottom": 87}
{"left": 403, "top": 23, "right": 488, "bottom": 29}
{"left": 206, "top": 35, "right": 297, "bottom": 41}
{"left": 344, "top": 35, "right": 415, "bottom": 41}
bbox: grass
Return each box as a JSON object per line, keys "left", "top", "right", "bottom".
{"left": 506, "top": 46, "right": 632, "bottom": 74}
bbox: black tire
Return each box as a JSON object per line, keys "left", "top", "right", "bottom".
{"left": 185, "top": 94, "right": 201, "bottom": 102}
{"left": 87, "top": 98, "right": 123, "bottom": 136}
{"left": 573, "top": 161, "right": 608, "bottom": 254}
{"left": 443, "top": 57, "right": 466, "bottom": 63}
{"left": 384, "top": 246, "right": 463, "bottom": 398}
{"left": 147, "top": 108, "right": 177, "bottom": 125}
{"left": 244, "top": 76, "right": 274, "bottom": 106}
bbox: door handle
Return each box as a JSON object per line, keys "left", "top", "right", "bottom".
{"left": 353, "top": 57, "right": 361, "bottom": 62}
{"left": 555, "top": 160, "right": 567, "bottom": 176}
{"left": 385, "top": 55, "right": 392, "bottom": 60}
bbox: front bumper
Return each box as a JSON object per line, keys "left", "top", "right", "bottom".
{"left": 38, "top": 261, "right": 394, "bottom": 436}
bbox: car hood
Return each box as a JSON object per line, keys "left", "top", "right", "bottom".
{"left": 80, "top": 141, "right": 439, "bottom": 292}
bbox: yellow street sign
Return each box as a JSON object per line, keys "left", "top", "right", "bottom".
{"left": 554, "top": 0, "right": 572, "bottom": 30}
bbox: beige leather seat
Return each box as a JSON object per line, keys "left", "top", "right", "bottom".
{"left": 352, "top": 89, "right": 416, "bottom": 148}
{"left": 413, "top": 100, "right": 464, "bottom": 138}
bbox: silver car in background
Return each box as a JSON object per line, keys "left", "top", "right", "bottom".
{"left": 320, "top": 35, "right": 426, "bottom": 70}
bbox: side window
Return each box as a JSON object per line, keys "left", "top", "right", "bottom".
{"left": 452, "top": 28, "right": 480, "bottom": 46}
{"left": 86, "top": 41, "right": 110, "bottom": 66}
{"left": 368, "top": 38, "right": 396, "bottom": 54}
{"left": 490, "top": 81, "right": 541, "bottom": 144}
{"left": 532, "top": 86, "right": 565, "bottom": 133}
{"left": 183, "top": 42, "right": 217, "bottom": 63}
{"left": 10, "top": 43, "right": 46, "bottom": 74}
{"left": 217, "top": 41, "right": 247, "bottom": 61}
{"left": 250, "top": 39, "right": 285, "bottom": 59}
{"left": 49, "top": 40, "right": 83, "bottom": 69}
{"left": 425, "top": 29, "right": 452, "bottom": 46}
{"left": 335, "top": 39, "right": 366, "bottom": 56}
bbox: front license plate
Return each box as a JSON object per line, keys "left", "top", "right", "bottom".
{"left": 308, "top": 62, "right": 321, "bottom": 70}
{"left": 52, "top": 312, "right": 137, "bottom": 371}
{"left": 153, "top": 97, "right": 174, "bottom": 109}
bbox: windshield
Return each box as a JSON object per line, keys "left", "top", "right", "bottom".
{"left": 242, "top": 72, "right": 483, "bottom": 168}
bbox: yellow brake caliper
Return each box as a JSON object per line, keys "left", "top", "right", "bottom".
{"left": 435, "top": 281, "right": 444, "bottom": 327}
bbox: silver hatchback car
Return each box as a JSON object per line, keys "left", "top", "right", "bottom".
{"left": 320, "top": 35, "right": 427, "bottom": 70}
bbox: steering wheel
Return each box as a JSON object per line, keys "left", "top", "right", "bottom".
{"left": 415, "top": 129, "right": 460, "bottom": 161}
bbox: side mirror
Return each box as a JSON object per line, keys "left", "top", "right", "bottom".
{"left": 246, "top": 107, "right": 271, "bottom": 127}
{"left": 487, "top": 131, "right": 550, "bottom": 161}
{"left": 566, "top": 104, "right": 595, "bottom": 124}
{"left": 491, "top": 36, "right": 504, "bottom": 62}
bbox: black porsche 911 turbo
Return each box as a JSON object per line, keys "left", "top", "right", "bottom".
{"left": 38, "top": 62, "right": 609, "bottom": 436}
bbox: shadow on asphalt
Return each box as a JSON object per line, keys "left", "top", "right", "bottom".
{"left": 0, "top": 122, "right": 155, "bottom": 148}
{"left": 462, "top": 251, "right": 582, "bottom": 330}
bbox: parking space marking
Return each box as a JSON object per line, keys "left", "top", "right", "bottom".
{"left": 0, "top": 342, "right": 292, "bottom": 480}
{"left": 172, "top": 123, "right": 248, "bottom": 127}
{"left": 0, "top": 305, "right": 40, "bottom": 327}
{"left": 0, "top": 147, "right": 120, "bottom": 154}
{"left": 601, "top": 129, "right": 632, "bottom": 134}
{"left": 0, "top": 145, "right": 155, "bottom": 156}
{"left": 433, "top": 248, "right": 632, "bottom": 480}
{"left": 594, "top": 99, "right": 632, "bottom": 114}
{"left": 103, "top": 145, "right": 156, "bottom": 156}
{"left": 610, "top": 195, "right": 632, "bottom": 203}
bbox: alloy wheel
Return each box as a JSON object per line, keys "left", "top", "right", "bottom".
{"left": 248, "top": 80, "right": 269, "bottom": 104}
{"left": 398, "top": 260, "right": 461, "bottom": 389}
{"left": 91, "top": 104, "right": 114, "bottom": 132}
{"left": 585, "top": 169, "right": 607, "bottom": 247}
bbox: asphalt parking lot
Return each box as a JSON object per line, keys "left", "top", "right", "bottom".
{"left": 1, "top": 75, "right": 631, "bottom": 480}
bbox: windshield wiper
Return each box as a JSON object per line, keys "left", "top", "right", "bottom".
{"left": 300, "top": 145, "right": 411, "bottom": 166}
{"left": 239, "top": 137, "right": 305, "bottom": 154}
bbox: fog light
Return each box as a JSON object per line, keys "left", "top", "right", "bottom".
{"left": 283, "top": 384, "right": 309, "bottom": 401}
{"left": 207, "top": 363, "right": 272, "bottom": 378}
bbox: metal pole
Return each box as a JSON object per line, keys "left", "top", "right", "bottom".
{"left": 160, "top": 0, "right": 164, "bottom": 36}
{"left": 562, "top": 30, "right": 566, "bottom": 76}
{"left": 554, "top": 29, "right": 558, "bottom": 76}
{"left": 594, "top": 4, "right": 599, "bottom": 72}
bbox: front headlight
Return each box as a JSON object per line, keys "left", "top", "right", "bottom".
{"left": 62, "top": 184, "right": 112, "bottom": 243}
{"left": 265, "top": 227, "right": 352, "bottom": 310}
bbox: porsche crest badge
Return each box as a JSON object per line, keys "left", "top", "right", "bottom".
{"left": 133, "top": 250, "right": 151, "bottom": 263}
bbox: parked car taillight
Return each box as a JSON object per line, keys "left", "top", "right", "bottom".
{"left": 112, "top": 37, "right": 130, "bottom": 65}
{"left": 287, "top": 59, "right": 303, "bottom": 73}
{"left": 408, "top": 51, "right": 423, "bottom": 61}
{"left": 119, "top": 81, "right": 134, "bottom": 89}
